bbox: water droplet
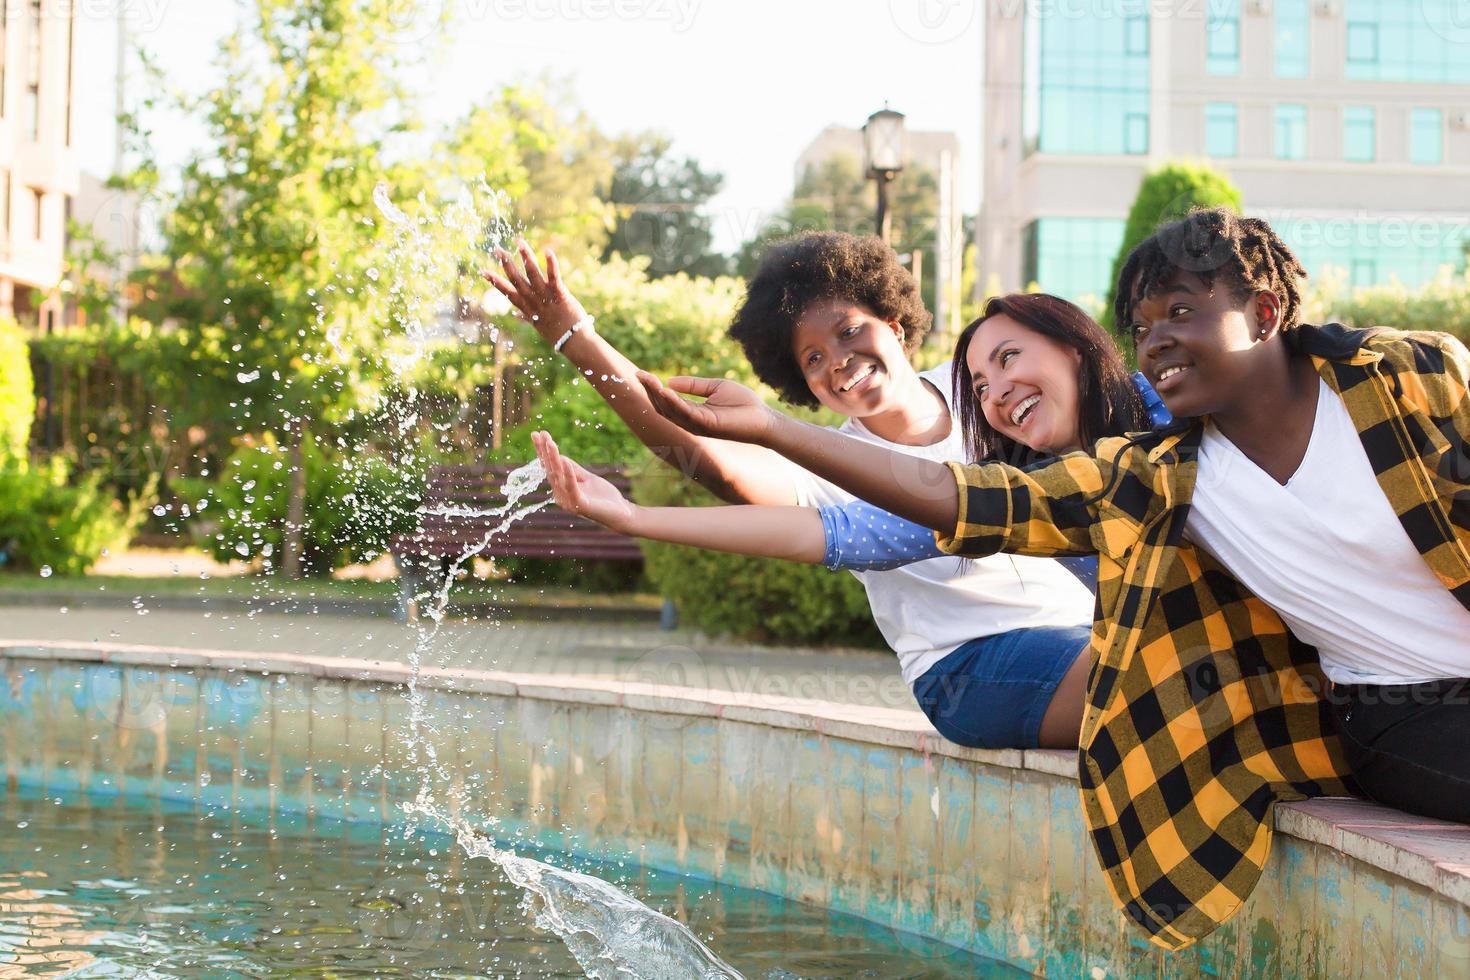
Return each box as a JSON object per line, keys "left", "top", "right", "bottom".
{"left": 152, "top": 504, "right": 167, "bottom": 517}
{"left": 236, "top": 370, "right": 260, "bottom": 384}
{"left": 235, "top": 542, "right": 250, "bottom": 557}
{"left": 38, "top": 566, "right": 52, "bottom": 578}
{"left": 241, "top": 480, "right": 256, "bottom": 491}
{"left": 373, "top": 183, "right": 409, "bottom": 225}
{"left": 366, "top": 267, "right": 380, "bottom": 281}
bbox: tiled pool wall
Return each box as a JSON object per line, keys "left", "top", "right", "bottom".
{"left": 2, "top": 643, "right": 1467, "bottom": 978}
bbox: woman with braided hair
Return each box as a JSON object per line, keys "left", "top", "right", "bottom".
{"left": 636, "top": 206, "right": 1469, "bottom": 948}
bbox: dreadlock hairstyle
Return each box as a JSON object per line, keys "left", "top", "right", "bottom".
{"left": 1112, "top": 207, "right": 1308, "bottom": 337}
{"left": 952, "top": 293, "right": 1149, "bottom": 467}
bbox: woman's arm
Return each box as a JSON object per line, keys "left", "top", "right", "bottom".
{"left": 637, "top": 374, "right": 1108, "bottom": 558}
{"left": 820, "top": 499, "right": 946, "bottom": 571}
{"left": 486, "top": 242, "right": 800, "bottom": 506}
{"left": 532, "top": 432, "right": 825, "bottom": 563}
{"left": 637, "top": 373, "right": 960, "bottom": 530}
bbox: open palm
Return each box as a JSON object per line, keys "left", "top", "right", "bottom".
{"left": 532, "top": 431, "right": 636, "bottom": 532}
{"left": 637, "top": 372, "right": 776, "bottom": 444}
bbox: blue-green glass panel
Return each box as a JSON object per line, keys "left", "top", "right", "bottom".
{"left": 1343, "top": 106, "right": 1375, "bottom": 162}
{"left": 1278, "top": 218, "right": 1470, "bottom": 290}
{"left": 1023, "top": 3, "right": 1150, "bottom": 155}
{"left": 1026, "top": 218, "right": 1127, "bottom": 306}
{"left": 1206, "top": 103, "right": 1238, "bottom": 158}
{"left": 1275, "top": 0, "right": 1310, "bottom": 77}
{"left": 1275, "top": 104, "right": 1307, "bottom": 160}
{"left": 1411, "top": 108, "right": 1443, "bottom": 165}
{"left": 1344, "top": 0, "right": 1470, "bottom": 83}
{"left": 1207, "top": 0, "right": 1241, "bottom": 75}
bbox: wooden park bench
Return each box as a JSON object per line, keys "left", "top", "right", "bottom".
{"left": 389, "top": 463, "right": 648, "bottom": 623}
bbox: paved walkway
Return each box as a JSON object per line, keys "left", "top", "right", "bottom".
{"left": 0, "top": 605, "right": 918, "bottom": 713}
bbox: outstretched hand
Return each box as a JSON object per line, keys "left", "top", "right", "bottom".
{"left": 531, "top": 431, "right": 637, "bottom": 533}
{"left": 483, "top": 239, "right": 588, "bottom": 344}
{"left": 636, "top": 372, "right": 779, "bottom": 445}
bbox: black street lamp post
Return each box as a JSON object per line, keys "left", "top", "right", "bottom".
{"left": 863, "top": 107, "right": 907, "bottom": 246}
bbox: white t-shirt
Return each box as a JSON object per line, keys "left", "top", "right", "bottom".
{"left": 1186, "top": 378, "right": 1470, "bottom": 685}
{"left": 788, "top": 361, "right": 1096, "bottom": 684}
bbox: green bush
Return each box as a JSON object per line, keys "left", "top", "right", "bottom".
{"left": 0, "top": 456, "right": 151, "bottom": 576}
{"left": 1102, "top": 161, "right": 1244, "bottom": 329}
{"left": 181, "top": 434, "right": 423, "bottom": 578}
{"left": 1304, "top": 267, "right": 1470, "bottom": 346}
{"left": 632, "top": 465, "right": 881, "bottom": 646}
{"left": 0, "top": 316, "right": 32, "bottom": 459}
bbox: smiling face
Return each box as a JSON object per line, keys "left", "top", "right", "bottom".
{"left": 965, "top": 314, "right": 1085, "bottom": 454}
{"left": 790, "top": 297, "right": 914, "bottom": 418}
{"left": 1128, "top": 272, "right": 1278, "bottom": 418}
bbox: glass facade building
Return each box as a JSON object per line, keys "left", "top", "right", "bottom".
{"left": 1275, "top": 0, "right": 1310, "bottom": 77}
{"left": 1206, "top": 103, "right": 1238, "bottom": 158}
{"left": 1206, "top": 0, "right": 1241, "bottom": 75}
{"left": 1343, "top": 107, "right": 1375, "bottom": 162}
{"left": 1344, "top": 0, "right": 1470, "bottom": 83}
{"left": 1411, "top": 109, "right": 1444, "bottom": 165}
{"left": 1279, "top": 220, "right": 1469, "bottom": 290}
{"left": 1022, "top": 5, "right": 1149, "bottom": 156}
{"left": 1275, "top": 105, "right": 1308, "bottom": 160}
{"left": 1022, "top": 218, "right": 1126, "bottom": 306}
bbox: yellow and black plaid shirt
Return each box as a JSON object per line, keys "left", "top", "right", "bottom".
{"left": 937, "top": 323, "right": 1470, "bottom": 950}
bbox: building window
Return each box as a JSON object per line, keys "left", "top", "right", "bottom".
{"left": 1275, "top": 104, "right": 1308, "bottom": 160}
{"left": 0, "top": 0, "right": 8, "bottom": 118}
{"left": 1411, "top": 108, "right": 1443, "bottom": 165}
{"left": 1344, "top": 0, "right": 1470, "bottom": 83}
{"left": 1021, "top": 4, "right": 1150, "bottom": 156}
{"left": 1207, "top": 0, "right": 1241, "bottom": 75}
{"left": 1275, "top": 0, "right": 1310, "bottom": 77}
{"left": 1343, "top": 106, "right": 1375, "bottom": 162}
{"left": 25, "top": 0, "right": 40, "bottom": 141}
{"left": 1022, "top": 217, "right": 1127, "bottom": 306}
{"left": 1205, "top": 103, "right": 1238, "bottom": 158}
{"left": 1125, "top": 113, "right": 1149, "bottom": 154}
{"left": 1278, "top": 217, "right": 1469, "bottom": 290}
{"left": 31, "top": 187, "right": 43, "bottom": 240}
{"left": 0, "top": 169, "right": 10, "bottom": 240}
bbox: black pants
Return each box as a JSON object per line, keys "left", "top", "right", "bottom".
{"left": 1328, "top": 679, "right": 1470, "bottom": 824}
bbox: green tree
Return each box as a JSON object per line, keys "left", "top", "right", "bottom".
{"left": 734, "top": 152, "right": 940, "bottom": 309}
{"left": 0, "top": 317, "right": 32, "bottom": 459}
{"left": 604, "top": 133, "right": 727, "bottom": 278}
{"left": 137, "top": 0, "right": 482, "bottom": 576}
{"left": 1102, "top": 161, "right": 1243, "bottom": 329}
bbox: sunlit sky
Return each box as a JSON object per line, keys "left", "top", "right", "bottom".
{"left": 72, "top": 0, "right": 982, "bottom": 252}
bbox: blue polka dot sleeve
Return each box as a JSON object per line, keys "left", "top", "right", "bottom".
{"left": 819, "top": 499, "right": 946, "bottom": 571}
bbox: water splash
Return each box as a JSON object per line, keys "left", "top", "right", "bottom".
{"left": 405, "top": 797, "right": 746, "bottom": 980}
{"left": 372, "top": 182, "right": 409, "bottom": 226}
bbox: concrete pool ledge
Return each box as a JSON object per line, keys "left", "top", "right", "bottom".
{"left": 3, "top": 639, "right": 1469, "bottom": 976}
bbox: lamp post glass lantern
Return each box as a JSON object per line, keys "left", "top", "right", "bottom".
{"left": 863, "top": 107, "right": 906, "bottom": 245}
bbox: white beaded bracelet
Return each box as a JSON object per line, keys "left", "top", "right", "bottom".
{"left": 553, "top": 315, "right": 595, "bottom": 353}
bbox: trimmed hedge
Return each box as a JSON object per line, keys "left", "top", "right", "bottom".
{"left": 0, "top": 316, "right": 31, "bottom": 459}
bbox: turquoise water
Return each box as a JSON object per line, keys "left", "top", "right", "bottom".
{"left": 0, "top": 787, "right": 1016, "bottom": 977}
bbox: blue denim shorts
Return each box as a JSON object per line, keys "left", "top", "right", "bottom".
{"left": 910, "top": 625, "right": 1091, "bottom": 749}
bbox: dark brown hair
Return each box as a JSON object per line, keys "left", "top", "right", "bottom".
{"left": 953, "top": 293, "right": 1149, "bottom": 465}
{"left": 1113, "top": 207, "right": 1308, "bottom": 337}
{"left": 728, "top": 232, "right": 932, "bottom": 409}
